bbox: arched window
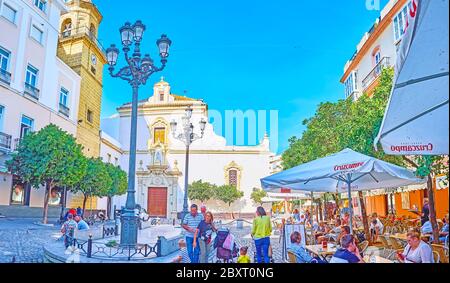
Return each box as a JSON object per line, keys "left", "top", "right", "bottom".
{"left": 224, "top": 161, "right": 242, "bottom": 189}
{"left": 372, "top": 46, "right": 381, "bottom": 66}
{"left": 61, "top": 19, "right": 72, "bottom": 38}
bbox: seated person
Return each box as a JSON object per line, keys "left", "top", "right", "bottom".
{"left": 318, "top": 219, "right": 342, "bottom": 243}
{"left": 74, "top": 215, "right": 90, "bottom": 231}
{"left": 172, "top": 239, "right": 191, "bottom": 263}
{"left": 288, "top": 231, "right": 313, "bottom": 263}
{"left": 370, "top": 219, "right": 383, "bottom": 242}
{"left": 439, "top": 214, "right": 449, "bottom": 243}
{"left": 420, "top": 220, "right": 433, "bottom": 235}
{"left": 397, "top": 230, "right": 433, "bottom": 263}
{"left": 337, "top": 225, "right": 352, "bottom": 245}
{"left": 329, "top": 234, "right": 364, "bottom": 263}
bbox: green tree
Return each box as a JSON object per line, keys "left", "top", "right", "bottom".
{"left": 188, "top": 180, "right": 216, "bottom": 203}
{"left": 214, "top": 185, "right": 244, "bottom": 219}
{"left": 281, "top": 68, "right": 402, "bottom": 241}
{"left": 102, "top": 163, "right": 127, "bottom": 219}
{"left": 250, "top": 188, "right": 267, "bottom": 206}
{"left": 72, "top": 158, "right": 112, "bottom": 215}
{"left": 6, "top": 124, "right": 86, "bottom": 224}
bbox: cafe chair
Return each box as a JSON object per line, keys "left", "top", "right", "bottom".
{"left": 431, "top": 244, "right": 449, "bottom": 264}
{"left": 358, "top": 240, "right": 369, "bottom": 255}
{"left": 287, "top": 251, "right": 298, "bottom": 263}
{"left": 433, "top": 250, "right": 440, "bottom": 263}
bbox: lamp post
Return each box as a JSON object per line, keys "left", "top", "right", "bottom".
{"left": 170, "top": 106, "right": 207, "bottom": 220}
{"left": 106, "top": 20, "right": 172, "bottom": 247}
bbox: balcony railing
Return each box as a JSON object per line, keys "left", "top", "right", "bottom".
{"left": 13, "top": 138, "right": 21, "bottom": 151}
{"left": 0, "top": 132, "right": 12, "bottom": 152}
{"left": 24, "top": 83, "right": 40, "bottom": 100}
{"left": 0, "top": 68, "right": 11, "bottom": 85}
{"left": 60, "top": 26, "right": 106, "bottom": 53}
{"left": 59, "top": 103, "right": 70, "bottom": 117}
{"left": 362, "top": 57, "right": 391, "bottom": 90}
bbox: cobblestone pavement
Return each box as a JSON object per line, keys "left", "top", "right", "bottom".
{"left": 0, "top": 218, "right": 60, "bottom": 263}
{"left": 212, "top": 221, "right": 285, "bottom": 263}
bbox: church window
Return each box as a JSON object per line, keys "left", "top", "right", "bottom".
{"left": 154, "top": 127, "right": 166, "bottom": 144}
{"left": 160, "top": 92, "right": 164, "bottom": 101}
{"left": 229, "top": 170, "right": 238, "bottom": 187}
{"left": 86, "top": 109, "right": 93, "bottom": 123}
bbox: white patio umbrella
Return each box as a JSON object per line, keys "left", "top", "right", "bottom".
{"left": 375, "top": 0, "right": 449, "bottom": 155}
{"left": 260, "top": 148, "right": 426, "bottom": 231}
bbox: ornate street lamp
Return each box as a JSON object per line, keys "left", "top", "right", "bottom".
{"left": 170, "top": 106, "right": 206, "bottom": 220}
{"left": 106, "top": 21, "right": 171, "bottom": 247}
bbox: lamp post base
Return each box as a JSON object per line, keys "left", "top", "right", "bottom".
{"left": 119, "top": 209, "right": 139, "bottom": 247}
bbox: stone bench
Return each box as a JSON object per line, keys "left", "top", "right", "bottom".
{"left": 73, "top": 224, "right": 117, "bottom": 241}
{"left": 158, "top": 234, "right": 184, "bottom": 257}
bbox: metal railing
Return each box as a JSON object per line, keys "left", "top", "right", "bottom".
{"left": 59, "top": 103, "right": 70, "bottom": 117}
{"left": 24, "top": 83, "right": 40, "bottom": 100}
{"left": 362, "top": 57, "right": 391, "bottom": 90}
{"left": 60, "top": 26, "right": 106, "bottom": 53}
{"left": 13, "top": 138, "right": 21, "bottom": 151}
{"left": 0, "top": 68, "right": 11, "bottom": 85}
{"left": 65, "top": 233, "right": 161, "bottom": 261}
{"left": 0, "top": 132, "right": 12, "bottom": 151}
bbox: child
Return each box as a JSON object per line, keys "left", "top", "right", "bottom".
{"left": 172, "top": 239, "right": 191, "bottom": 263}
{"left": 237, "top": 246, "right": 251, "bottom": 263}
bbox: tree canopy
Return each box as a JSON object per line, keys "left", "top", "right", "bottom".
{"left": 250, "top": 188, "right": 267, "bottom": 206}
{"left": 188, "top": 180, "right": 216, "bottom": 203}
{"left": 6, "top": 124, "right": 86, "bottom": 223}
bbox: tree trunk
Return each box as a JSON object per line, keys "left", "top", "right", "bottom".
{"left": 82, "top": 194, "right": 88, "bottom": 217}
{"left": 358, "top": 191, "right": 370, "bottom": 244}
{"left": 42, "top": 181, "right": 52, "bottom": 224}
{"left": 107, "top": 196, "right": 112, "bottom": 219}
{"left": 427, "top": 174, "right": 440, "bottom": 244}
{"left": 318, "top": 199, "right": 323, "bottom": 222}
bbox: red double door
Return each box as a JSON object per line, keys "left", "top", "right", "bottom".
{"left": 147, "top": 187, "right": 168, "bottom": 218}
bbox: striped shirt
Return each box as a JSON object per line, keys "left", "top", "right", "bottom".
{"left": 179, "top": 247, "right": 191, "bottom": 263}
{"left": 183, "top": 213, "right": 204, "bottom": 237}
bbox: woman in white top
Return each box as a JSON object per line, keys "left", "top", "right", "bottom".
{"left": 397, "top": 230, "right": 433, "bottom": 263}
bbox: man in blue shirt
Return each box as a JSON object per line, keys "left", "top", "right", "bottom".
{"left": 288, "top": 231, "right": 313, "bottom": 263}
{"left": 330, "top": 234, "right": 364, "bottom": 263}
{"left": 74, "top": 215, "right": 90, "bottom": 230}
{"left": 182, "top": 204, "right": 204, "bottom": 263}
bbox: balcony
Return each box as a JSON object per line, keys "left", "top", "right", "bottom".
{"left": 0, "top": 132, "right": 12, "bottom": 152}
{"left": 59, "top": 103, "right": 70, "bottom": 117}
{"left": 60, "top": 26, "right": 106, "bottom": 54}
{"left": 13, "top": 138, "right": 21, "bottom": 151}
{"left": 0, "top": 68, "right": 11, "bottom": 85}
{"left": 362, "top": 57, "right": 391, "bottom": 91}
{"left": 24, "top": 83, "right": 40, "bottom": 100}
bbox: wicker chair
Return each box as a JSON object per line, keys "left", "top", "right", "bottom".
{"left": 388, "top": 236, "right": 405, "bottom": 251}
{"left": 431, "top": 244, "right": 449, "bottom": 264}
{"left": 358, "top": 240, "right": 369, "bottom": 254}
{"left": 378, "top": 235, "right": 396, "bottom": 259}
{"left": 287, "top": 251, "right": 297, "bottom": 263}
{"left": 433, "top": 251, "right": 440, "bottom": 263}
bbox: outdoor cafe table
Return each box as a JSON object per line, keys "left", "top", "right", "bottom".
{"left": 305, "top": 244, "right": 337, "bottom": 260}
{"left": 363, "top": 255, "right": 394, "bottom": 263}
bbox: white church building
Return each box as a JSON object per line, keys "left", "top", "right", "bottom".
{"left": 100, "top": 78, "right": 276, "bottom": 219}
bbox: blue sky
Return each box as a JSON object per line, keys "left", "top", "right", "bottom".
{"left": 97, "top": 0, "right": 389, "bottom": 154}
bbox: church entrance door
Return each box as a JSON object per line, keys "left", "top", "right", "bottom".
{"left": 147, "top": 187, "right": 167, "bottom": 217}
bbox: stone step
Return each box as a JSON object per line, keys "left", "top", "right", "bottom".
{"left": 0, "top": 205, "right": 61, "bottom": 218}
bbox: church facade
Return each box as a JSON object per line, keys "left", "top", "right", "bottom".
{"left": 101, "top": 78, "right": 276, "bottom": 219}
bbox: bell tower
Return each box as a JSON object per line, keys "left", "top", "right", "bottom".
{"left": 57, "top": 0, "right": 106, "bottom": 158}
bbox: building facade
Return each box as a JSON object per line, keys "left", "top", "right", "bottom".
{"left": 0, "top": 0, "right": 81, "bottom": 215}
{"left": 57, "top": 0, "right": 107, "bottom": 209}
{"left": 341, "top": 0, "right": 413, "bottom": 100}
{"left": 101, "top": 78, "right": 276, "bottom": 219}
{"left": 340, "top": 0, "right": 449, "bottom": 218}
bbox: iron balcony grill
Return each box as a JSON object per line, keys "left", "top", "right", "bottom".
{"left": 24, "top": 82, "right": 40, "bottom": 100}
{"left": 59, "top": 103, "right": 70, "bottom": 117}
{"left": 0, "top": 132, "right": 12, "bottom": 151}
{"left": 0, "top": 68, "right": 11, "bottom": 85}
{"left": 362, "top": 57, "right": 391, "bottom": 91}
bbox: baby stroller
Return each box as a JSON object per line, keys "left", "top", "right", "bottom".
{"left": 214, "top": 228, "right": 239, "bottom": 263}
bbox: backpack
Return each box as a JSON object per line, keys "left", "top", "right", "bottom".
{"left": 356, "top": 231, "right": 366, "bottom": 243}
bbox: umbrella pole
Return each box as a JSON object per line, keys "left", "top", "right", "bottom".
{"left": 346, "top": 174, "right": 353, "bottom": 233}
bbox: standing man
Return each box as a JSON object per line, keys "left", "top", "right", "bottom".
{"left": 182, "top": 204, "right": 204, "bottom": 263}
{"left": 421, "top": 198, "right": 430, "bottom": 226}
{"left": 200, "top": 205, "right": 207, "bottom": 219}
